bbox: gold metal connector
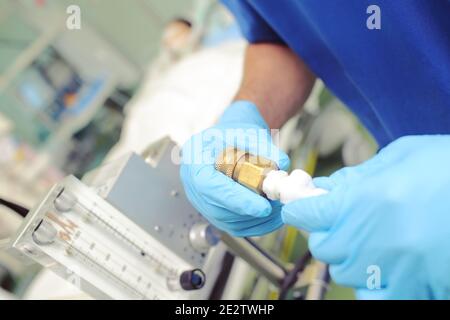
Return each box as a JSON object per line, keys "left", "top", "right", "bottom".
{"left": 215, "top": 147, "right": 278, "bottom": 195}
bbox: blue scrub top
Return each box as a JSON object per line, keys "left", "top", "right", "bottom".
{"left": 222, "top": 0, "right": 450, "bottom": 147}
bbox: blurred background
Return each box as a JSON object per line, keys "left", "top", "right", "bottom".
{"left": 0, "top": 0, "right": 377, "bottom": 300}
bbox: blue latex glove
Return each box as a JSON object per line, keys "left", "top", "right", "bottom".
{"left": 180, "top": 101, "right": 289, "bottom": 237}
{"left": 282, "top": 135, "right": 450, "bottom": 299}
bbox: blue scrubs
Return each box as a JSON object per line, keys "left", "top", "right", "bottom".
{"left": 222, "top": 0, "right": 450, "bottom": 147}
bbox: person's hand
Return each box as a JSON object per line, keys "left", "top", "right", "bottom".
{"left": 281, "top": 135, "right": 450, "bottom": 299}
{"left": 180, "top": 101, "right": 289, "bottom": 237}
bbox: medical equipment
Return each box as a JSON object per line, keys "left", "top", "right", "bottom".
{"left": 5, "top": 137, "right": 332, "bottom": 300}
{"left": 7, "top": 138, "right": 224, "bottom": 299}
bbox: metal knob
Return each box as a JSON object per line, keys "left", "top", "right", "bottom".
{"left": 189, "top": 223, "right": 219, "bottom": 253}
{"left": 215, "top": 147, "right": 278, "bottom": 195}
{"left": 54, "top": 190, "right": 77, "bottom": 212}
{"left": 32, "top": 220, "right": 57, "bottom": 245}
{"left": 179, "top": 269, "right": 206, "bottom": 290}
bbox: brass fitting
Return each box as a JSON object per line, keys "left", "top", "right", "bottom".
{"left": 215, "top": 147, "right": 278, "bottom": 195}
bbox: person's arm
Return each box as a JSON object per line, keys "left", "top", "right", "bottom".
{"left": 180, "top": 44, "right": 314, "bottom": 237}
{"left": 180, "top": 3, "right": 316, "bottom": 237}
{"left": 234, "top": 43, "right": 316, "bottom": 129}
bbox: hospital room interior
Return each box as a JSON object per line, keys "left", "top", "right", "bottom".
{"left": 0, "top": 0, "right": 385, "bottom": 300}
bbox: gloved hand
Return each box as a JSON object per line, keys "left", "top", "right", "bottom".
{"left": 180, "top": 101, "right": 289, "bottom": 237}
{"left": 281, "top": 135, "right": 450, "bottom": 299}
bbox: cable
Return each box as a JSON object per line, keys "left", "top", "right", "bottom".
{"left": 244, "top": 237, "right": 288, "bottom": 273}
{"left": 0, "top": 197, "right": 29, "bottom": 217}
{"left": 278, "top": 250, "right": 312, "bottom": 300}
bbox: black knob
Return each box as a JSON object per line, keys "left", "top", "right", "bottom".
{"left": 179, "top": 269, "right": 205, "bottom": 290}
